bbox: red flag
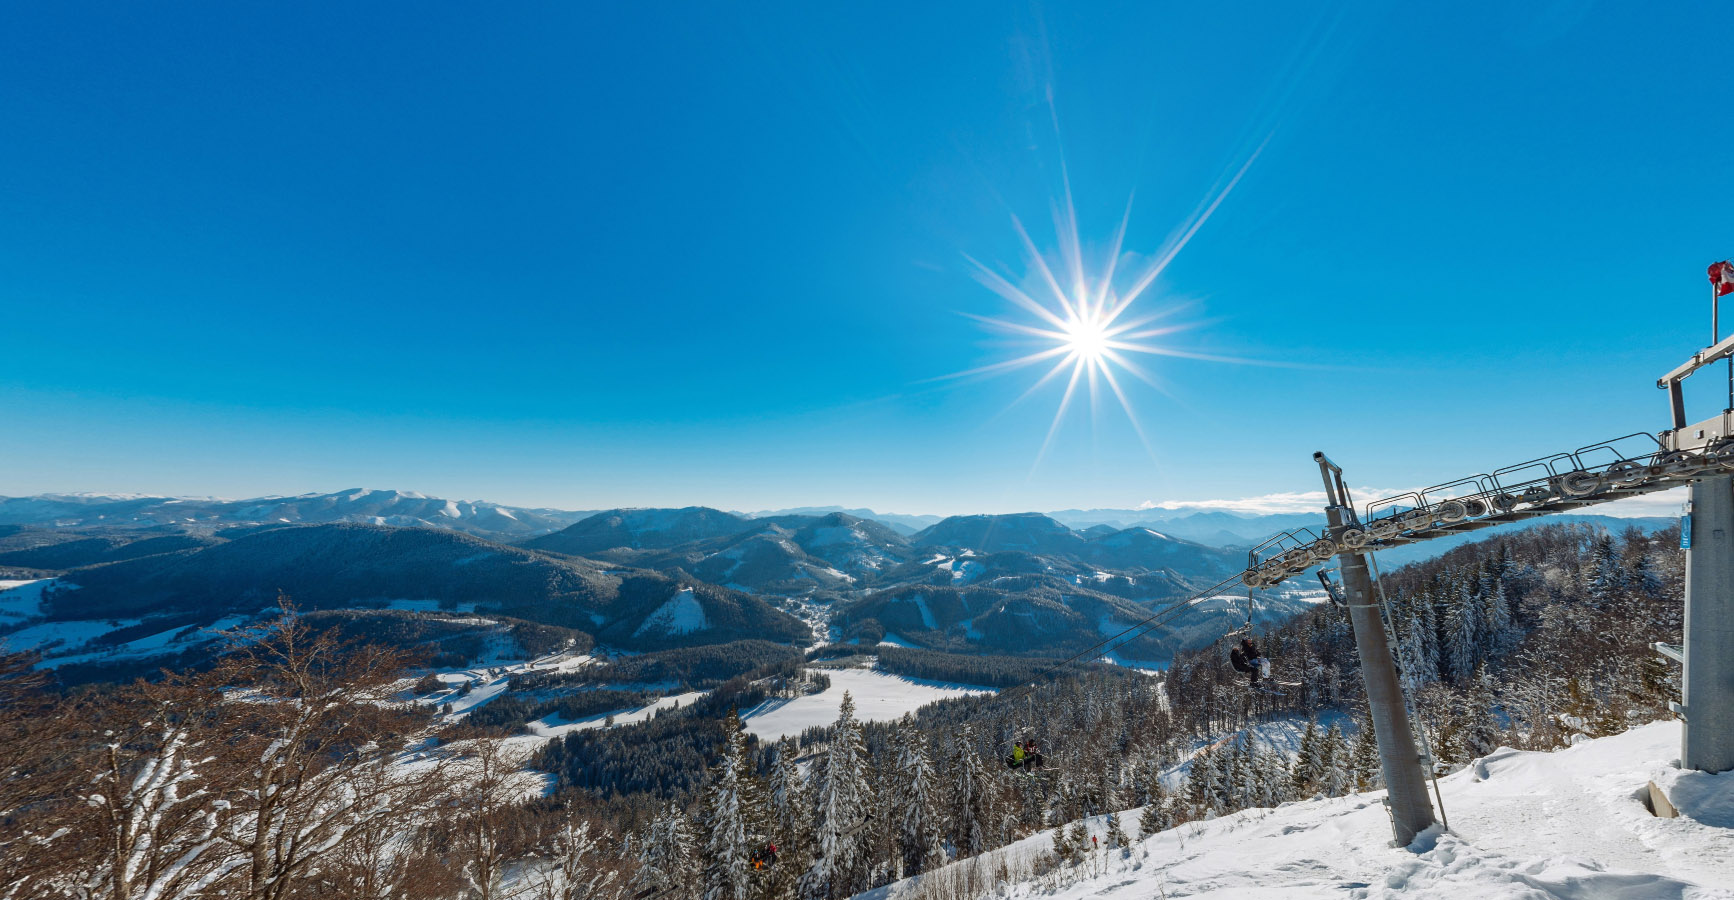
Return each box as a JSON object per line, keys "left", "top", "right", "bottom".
{"left": 1711, "top": 260, "right": 1734, "bottom": 297}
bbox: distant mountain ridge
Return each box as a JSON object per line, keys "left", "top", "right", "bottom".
{"left": 0, "top": 490, "right": 591, "bottom": 540}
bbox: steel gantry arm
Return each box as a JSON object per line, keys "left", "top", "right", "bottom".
{"left": 1236, "top": 432, "right": 1709, "bottom": 589}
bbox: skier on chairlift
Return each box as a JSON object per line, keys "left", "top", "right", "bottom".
{"left": 1006, "top": 738, "right": 1046, "bottom": 771}
{"left": 1229, "top": 637, "right": 1271, "bottom": 688}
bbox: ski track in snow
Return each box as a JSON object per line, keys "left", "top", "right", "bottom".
{"left": 857, "top": 720, "right": 1734, "bottom": 900}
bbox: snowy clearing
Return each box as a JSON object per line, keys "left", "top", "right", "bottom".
{"left": 633, "top": 587, "right": 709, "bottom": 637}
{"left": 523, "top": 690, "right": 707, "bottom": 740}
{"left": 0, "top": 579, "right": 51, "bottom": 621}
{"left": 742, "top": 666, "right": 993, "bottom": 741}
{"left": 861, "top": 720, "right": 1733, "bottom": 899}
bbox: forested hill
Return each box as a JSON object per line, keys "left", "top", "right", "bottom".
{"left": 48, "top": 523, "right": 811, "bottom": 648}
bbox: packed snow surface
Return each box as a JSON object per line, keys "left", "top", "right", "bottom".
{"left": 860, "top": 720, "right": 1733, "bottom": 899}
{"left": 742, "top": 665, "right": 992, "bottom": 741}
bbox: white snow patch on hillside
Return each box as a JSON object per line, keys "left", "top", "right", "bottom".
{"left": 742, "top": 666, "right": 992, "bottom": 742}
{"left": 524, "top": 690, "right": 707, "bottom": 740}
{"left": 900, "top": 595, "right": 938, "bottom": 630}
{"left": 633, "top": 588, "right": 708, "bottom": 637}
{"left": 0, "top": 579, "right": 52, "bottom": 621}
{"left": 4, "top": 618, "right": 143, "bottom": 658}
{"left": 952, "top": 559, "right": 984, "bottom": 584}
{"left": 860, "top": 720, "right": 1733, "bottom": 900}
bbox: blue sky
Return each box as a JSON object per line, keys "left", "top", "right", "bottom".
{"left": 3, "top": 1, "right": 1732, "bottom": 515}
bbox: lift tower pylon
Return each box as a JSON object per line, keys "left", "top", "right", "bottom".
{"left": 1315, "top": 452, "right": 1436, "bottom": 845}
{"left": 1659, "top": 324, "right": 1734, "bottom": 774}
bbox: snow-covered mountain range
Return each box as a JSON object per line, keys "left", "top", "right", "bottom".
{"left": 0, "top": 490, "right": 591, "bottom": 539}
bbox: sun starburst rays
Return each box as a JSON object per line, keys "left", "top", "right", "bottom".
{"left": 944, "top": 135, "right": 1276, "bottom": 472}
{"left": 957, "top": 241, "right": 1184, "bottom": 470}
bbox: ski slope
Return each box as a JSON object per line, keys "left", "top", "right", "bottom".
{"left": 860, "top": 720, "right": 1733, "bottom": 899}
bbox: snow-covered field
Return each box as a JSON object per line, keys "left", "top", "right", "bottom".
{"left": 420, "top": 650, "right": 600, "bottom": 718}
{"left": 0, "top": 579, "right": 51, "bottom": 621}
{"left": 860, "top": 720, "right": 1733, "bottom": 899}
{"left": 741, "top": 665, "right": 993, "bottom": 741}
{"left": 523, "top": 690, "right": 706, "bottom": 739}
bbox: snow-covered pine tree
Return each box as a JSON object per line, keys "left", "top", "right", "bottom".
{"left": 700, "top": 710, "right": 765, "bottom": 900}
{"left": 1220, "top": 742, "right": 1248, "bottom": 815}
{"left": 1349, "top": 710, "right": 1381, "bottom": 792}
{"left": 946, "top": 724, "right": 992, "bottom": 859}
{"left": 889, "top": 721, "right": 946, "bottom": 879}
{"left": 1181, "top": 749, "right": 1216, "bottom": 819}
{"left": 1446, "top": 582, "right": 1482, "bottom": 683}
{"left": 762, "top": 737, "right": 809, "bottom": 900}
{"left": 1253, "top": 740, "right": 1291, "bottom": 807}
{"left": 1318, "top": 723, "right": 1351, "bottom": 797}
{"left": 1137, "top": 774, "right": 1171, "bottom": 837}
{"left": 1414, "top": 596, "right": 1441, "bottom": 683}
{"left": 1066, "top": 821, "right": 1090, "bottom": 861}
{"left": 1103, "top": 810, "right": 1130, "bottom": 852}
{"left": 801, "top": 692, "right": 875, "bottom": 900}
{"left": 1459, "top": 664, "right": 1501, "bottom": 759}
{"left": 633, "top": 803, "right": 696, "bottom": 898}
{"left": 1288, "top": 719, "right": 1320, "bottom": 798}
{"left": 1051, "top": 821, "right": 1078, "bottom": 865}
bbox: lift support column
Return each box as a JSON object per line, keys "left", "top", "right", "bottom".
{"left": 1683, "top": 473, "right": 1734, "bottom": 773}
{"left": 1657, "top": 329, "right": 1734, "bottom": 774}
{"left": 1317, "top": 452, "right": 1436, "bottom": 845}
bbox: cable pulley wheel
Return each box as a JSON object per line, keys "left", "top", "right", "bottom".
{"left": 1606, "top": 460, "right": 1649, "bottom": 487}
{"left": 1436, "top": 499, "right": 1469, "bottom": 523}
{"left": 1657, "top": 450, "right": 1703, "bottom": 478}
{"left": 1707, "top": 439, "right": 1734, "bottom": 470}
{"left": 1555, "top": 470, "right": 1601, "bottom": 497}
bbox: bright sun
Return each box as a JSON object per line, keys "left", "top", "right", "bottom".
{"left": 1061, "top": 312, "right": 1110, "bottom": 361}
{"left": 949, "top": 163, "right": 1266, "bottom": 466}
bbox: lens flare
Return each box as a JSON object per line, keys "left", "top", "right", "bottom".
{"left": 949, "top": 145, "right": 1268, "bottom": 469}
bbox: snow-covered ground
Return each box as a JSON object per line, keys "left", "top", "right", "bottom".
{"left": 523, "top": 690, "right": 706, "bottom": 739}
{"left": 633, "top": 587, "right": 708, "bottom": 637}
{"left": 741, "top": 665, "right": 993, "bottom": 741}
{"left": 418, "top": 649, "right": 600, "bottom": 718}
{"left": 859, "top": 720, "right": 1734, "bottom": 899}
{"left": 0, "top": 579, "right": 51, "bottom": 621}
